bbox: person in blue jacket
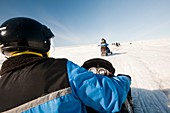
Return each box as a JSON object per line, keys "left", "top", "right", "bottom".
{"left": 100, "top": 38, "right": 112, "bottom": 54}
{"left": 0, "top": 17, "right": 131, "bottom": 113}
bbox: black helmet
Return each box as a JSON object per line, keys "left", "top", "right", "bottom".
{"left": 101, "top": 38, "right": 106, "bottom": 43}
{"left": 0, "top": 17, "right": 54, "bottom": 55}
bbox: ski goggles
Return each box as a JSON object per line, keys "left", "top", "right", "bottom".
{"left": 88, "top": 67, "right": 112, "bottom": 75}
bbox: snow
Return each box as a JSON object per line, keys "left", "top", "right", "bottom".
{"left": 0, "top": 38, "right": 170, "bottom": 113}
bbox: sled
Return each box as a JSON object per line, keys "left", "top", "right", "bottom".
{"left": 101, "top": 46, "right": 112, "bottom": 56}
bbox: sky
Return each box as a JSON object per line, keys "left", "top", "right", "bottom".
{"left": 0, "top": 0, "right": 170, "bottom": 47}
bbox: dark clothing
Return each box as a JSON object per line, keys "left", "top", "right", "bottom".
{"left": 0, "top": 55, "right": 69, "bottom": 112}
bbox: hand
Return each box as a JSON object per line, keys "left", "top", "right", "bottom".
{"left": 107, "top": 74, "right": 115, "bottom": 78}
{"left": 117, "top": 74, "right": 131, "bottom": 80}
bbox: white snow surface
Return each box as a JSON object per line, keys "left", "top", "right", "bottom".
{"left": 0, "top": 38, "right": 170, "bottom": 113}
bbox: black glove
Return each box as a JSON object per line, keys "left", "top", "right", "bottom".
{"left": 107, "top": 74, "right": 115, "bottom": 78}
{"left": 117, "top": 74, "right": 131, "bottom": 80}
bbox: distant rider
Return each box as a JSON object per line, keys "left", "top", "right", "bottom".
{"left": 100, "top": 38, "right": 111, "bottom": 53}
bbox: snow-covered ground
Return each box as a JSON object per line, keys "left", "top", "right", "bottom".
{"left": 0, "top": 38, "right": 170, "bottom": 113}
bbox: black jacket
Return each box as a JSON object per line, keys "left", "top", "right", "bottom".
{"left": 0, "top": 55, "right": 69, "bottom": 112}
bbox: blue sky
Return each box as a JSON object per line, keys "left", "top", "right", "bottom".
{"left": 1, "top": 0, "right": 170, "bottom": 46}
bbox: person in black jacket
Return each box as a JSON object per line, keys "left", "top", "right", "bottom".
{"left": 0, "top": 17, "right": 131, "bottom": 113}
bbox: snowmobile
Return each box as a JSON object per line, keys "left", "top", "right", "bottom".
{"left": 100, "top": 44, "right": 112, "bottom": 56}
{"left": 82, "top": 58, "right": 133, "bottom": 113}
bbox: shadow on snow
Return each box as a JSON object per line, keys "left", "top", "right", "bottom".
{"left": 131, "top": 87, "right": 170, "bottom": 113}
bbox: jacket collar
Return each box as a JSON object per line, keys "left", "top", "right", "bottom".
{"left": 0, "top": 54, "right": 46, "bottom": 75}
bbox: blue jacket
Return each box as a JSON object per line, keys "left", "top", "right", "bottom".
{"left": 99, "top": 43, "right": 109, "bottom": 47}
{"left": 24, "top": 61, "right": 130, "bottom": 113}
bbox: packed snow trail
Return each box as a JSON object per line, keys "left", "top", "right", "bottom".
{"left": 107, "top": 39, "right": 170, "bottom": 113}
{"left": 109, "top": 41, "right": 170, "bottom": 113}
